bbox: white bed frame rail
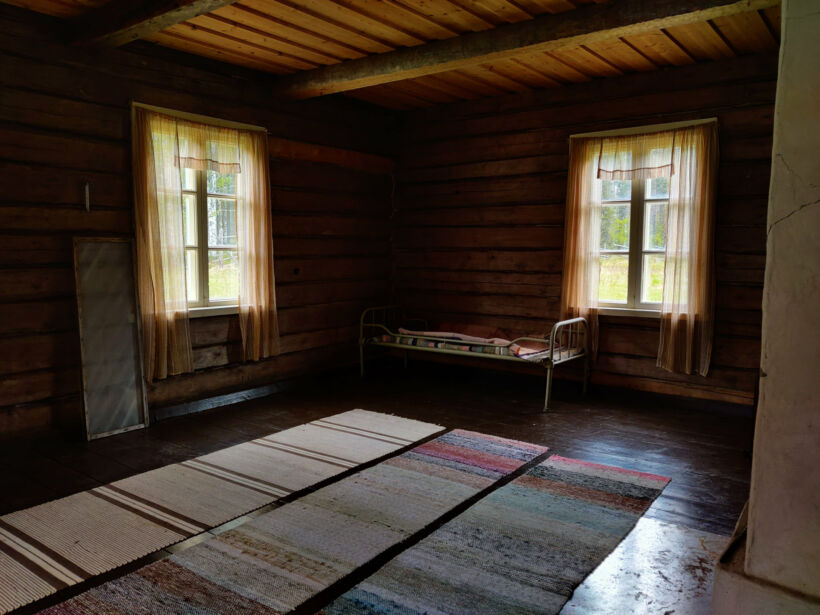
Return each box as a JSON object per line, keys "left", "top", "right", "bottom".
{"left": 359, "top": 306, "right": 589, "bottom": 411}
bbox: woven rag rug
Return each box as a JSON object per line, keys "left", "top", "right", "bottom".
{"left": 319, "top": 454, "right": 670, "bottom": 615}
{"left": 0, "top": 410, "right": 443, "bottom": 614}
{"left": 37, "top": 430, "right": 549, "bottom": 614}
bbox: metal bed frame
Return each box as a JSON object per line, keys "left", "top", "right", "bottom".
{"left": 359, "top": 305, "right": 590, "bottom": 411}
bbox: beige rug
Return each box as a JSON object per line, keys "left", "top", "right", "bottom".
{"left": 0, "top": 410, "right": 443, "bottom": 614}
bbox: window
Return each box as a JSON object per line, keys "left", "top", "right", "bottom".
{"left": 561, "top": 119, "right": 718, "bottom": 374}
{"left": 181, "top": 167, "right": 239, "bottom": 309}
{"left": 598, "top": 176, "right": 669, "bottom": 310}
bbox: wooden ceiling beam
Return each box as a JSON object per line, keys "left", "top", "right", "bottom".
{"left": 69, "top": 0, "right": 240, "bottom": 47}
{"left": 273, "top": 0, "right": 779, "bottom": 99}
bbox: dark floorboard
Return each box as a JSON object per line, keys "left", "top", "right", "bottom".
{"left": 0, "top": 361, "right": 754, "bottom": 536}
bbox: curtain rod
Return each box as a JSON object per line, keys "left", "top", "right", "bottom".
{"left": 131, "top": 102, "right": 268, "bottom": 133}
{"left": 570, "top": 117, "right": 717, "bottom": 139}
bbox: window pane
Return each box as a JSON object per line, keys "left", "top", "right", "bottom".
{"left": 181, "top": 168, "right": 197, "bottom": 192}
{"left": 207, "top": 198, "right": 237, "bottom": 247}
{"left": 185, "top": 249, "right": 198, "bottom": 303}
{"left": 600, "top": 203, "right": 630, "bottom": 250}
{"left": 644, "top": 201, "right": 667, "bottom": 250}
{"left": 642, "top": 254, "right": 665, "bottom": 303}
{"left": 182, "top": 193, "right": 197, "bottom": 246}
{"left": 599, "top": 254, "right": 629, "bottom": 303}
{"left": 646, "top": 176, "right": 670, "bottom": 199}
{"left": 207, "top": 170, "right": 236, "bottom": 196}
{"left": 208, "top": 250, "right": 238, "bottom": 301}
{"left": 601, "top": 179, "right": 631, "bottom": 202}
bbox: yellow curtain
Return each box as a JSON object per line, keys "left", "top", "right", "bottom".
{"left": 560, "top": 137, "right": 603, "bottom": 355}
{"left": 562, "top": 122, "right": 718, "bottom": 374}
{"left": 133, "top": 109, "right": 193, "bottom": 381}
{"left": 657, "top": 122, "right": 718, "bottom": 375}
{"left": 133, "top": 108, "right": 279, "bottom": 379}
{"left": 237, "top": 130, "right": 280, "bottom": 361}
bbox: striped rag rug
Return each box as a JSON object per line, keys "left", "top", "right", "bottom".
{"left": 320, "top": 455, "right": 670, "bottom": 615}
{"left": 0, "top": 410, "right": 443, "bottom": 614}
{"left": 37, "top": 430, "right": 549, "bottom": 614}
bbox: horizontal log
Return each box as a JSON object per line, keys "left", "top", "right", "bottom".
{"left": 271, "top": 189, "right": 389, "bottom": 214}
{"left": 0, "top": 162, "right": 129, "bottom": 208}
{"left": 0, "top": 333, "right": 80, "bottom": 375}
{"left": 406, "top": 52, "right": 777, "bottom": 126}
{"left": 396, "top": 226, "right": 563, "bottom": 250}
{"left": 0, "top": 367, "right": 81, "bottom": 407}
{"left": 278, "top": 279, "right": 388, "bottom": 309}
{"left": 192, "top": 326, "right": 361, "bottom": 370}
{"left": 400, "top": 291, "right": 559, "bottom": 320}
{"left": 395, "top": 250, "right": 563, "bottom": 273}
{"left": 0, "top": 268, "right": 75, "bottom": 301}
{"left": 269, "top": 137, "right": 393, "bottom": 175}
{"left": 0, "top": 125, "right": 127, "bottom": 174}
{"left": 271, "top": 160, "right": 391, "bottom": 195}
{"left": 0, "top": 88, "right": 128, "bottom": 140}
{"left": 0, "top": 397, "right": 83, "bottom": 442}
{"left": 275, "top": 237, "right": 389, "bottom": 258}
{"left": 275, "top": 257, "right": 390, "bottom": 283}
{"left": 0, "top": 299, "right": 77, "bottom": 335}
{"left": 398, "top": 204, "right": 564, "bottom": 227}
{"left": 405, "top": 81, "right": 776, "bottom": 143}
{"left": 272, "top": 214, "right": 389, "bottom": 238}
{"left": 279, "top": 300, "right": 378, "bottom": 335}
{"left": 147, "top": 342, "right": 357, "bottom": 407}
{"left": 399, "top": 154, "right": 568, "bottom": 183}
{"left": 396, "top": 270, "right": 561, "bottom": 298}
{"left": 594, "top": 353, "right": 758, "bottom": 393}
{"left": 0, "top": 206, "right": 131, "bottom": 234}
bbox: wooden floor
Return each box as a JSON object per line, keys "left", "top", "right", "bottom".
{"left": 0, "top": 361, "right": 753, "bottom": 535}
{"left": 0, "top": 361, "right": 755, "bottom": 613}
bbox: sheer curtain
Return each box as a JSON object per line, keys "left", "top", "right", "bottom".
{"left": 133, "top": 107, "right": 279, "bottom": 380}
{"left": 237, "top": 130, "right": 280, "bottom": 360}
{"left": 561, "top": 121, "right": 717, "bottom": 374}
{"left": 657, "top": 123, "right": 718, "bottom": 375}
{"left": 561, "top": 137, "right": 603, "bottom": 355}
{"left": 133, "top": 109, "right": 193, "bottom": 381}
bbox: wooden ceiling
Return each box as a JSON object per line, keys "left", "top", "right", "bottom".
{"left": 5, "top": 0, "right": 781, "bottom": 109}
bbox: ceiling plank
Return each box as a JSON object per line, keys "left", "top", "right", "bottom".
{"left": 70, "top": 0, "right": 240, "bottom": 47}
{"left": 273, "top": 0, "right": 779, "bottom": 98}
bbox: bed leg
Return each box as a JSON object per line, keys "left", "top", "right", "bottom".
{"left": 544, "top": 366, "right": 553, "bottom": 412}
{"left": 403, "top": 350, "right": 408, "bottom": 370}
{"left": 582, "top": 353, "right": 590, "bottom": 397}
{"left": 359, "top": 343, "right": 365, "bottom": 378}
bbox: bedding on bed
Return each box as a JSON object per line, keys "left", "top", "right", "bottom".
{"left": 369, "top": 326, "right": 550, "bottom": 362}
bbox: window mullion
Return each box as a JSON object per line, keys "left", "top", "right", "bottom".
{"left": 196, "top": 169, "right": 209, "bottom": 307}
{"left": 628, "top": 178, "right": 645, "bottom": 308}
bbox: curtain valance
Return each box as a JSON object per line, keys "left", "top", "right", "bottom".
{"left": 597, "top": 130, "right": 675, "bottom": 181}
{"left": 174, "top": 117, "right": 242, "bottom": 175}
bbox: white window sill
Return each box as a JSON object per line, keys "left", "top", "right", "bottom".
{"left": 599, "top": 307, "right": 661, "bottom": 318}
{"left": 188, "top": 305, "right": 239, "bottom": 318}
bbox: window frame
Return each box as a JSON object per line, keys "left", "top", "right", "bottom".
{"left": 598, "top": 177, "right": 667, "bottom": 315}
{"left": 182, "top": 167, "right": 239, "bottom": 315}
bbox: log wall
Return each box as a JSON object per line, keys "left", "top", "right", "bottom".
{"left": 394, "top": 53, "right": 777, "bottom": 406}
{"left": 0, "top": 5, "right": 396, "bottom": 438}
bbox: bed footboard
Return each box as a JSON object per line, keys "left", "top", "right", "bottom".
{"left": 543, "top": 317, "right": 590, "bottom": 412}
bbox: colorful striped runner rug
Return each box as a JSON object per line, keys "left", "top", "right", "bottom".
{"left": 320, "top": 455, "right": 670, "bottom": 615}
{"left": 0, "top": 410, "right": 443, "bottom": 614}
{"left": 36, "top": 430, "right": 549, "bottom": 614}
